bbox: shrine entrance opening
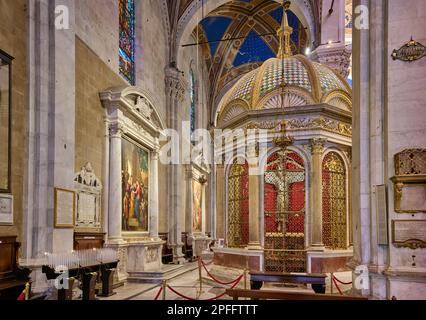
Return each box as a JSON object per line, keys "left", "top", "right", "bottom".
{"left": 264, "top": 150, "right": 307, "bottom": 272}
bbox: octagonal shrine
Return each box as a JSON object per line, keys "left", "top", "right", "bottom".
{"left": 211, "top": 3, "right": 353, "bottom": 276}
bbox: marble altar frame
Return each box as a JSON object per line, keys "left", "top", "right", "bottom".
{"left": 100, "top": 87, "right": 165, "bottom": 241}
{"left": 184, "top": 161, "right": 211, "bottom": 257}
{"left": 100, "top": 87, "right": 166, "bottom": 283}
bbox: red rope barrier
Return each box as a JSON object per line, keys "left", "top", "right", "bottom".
{"left": 206, "top": 275, "right": 243, "bottom": 300}
{"left": 332, "top": 277, "right": 344, "bottom": 296}
{"left": 167, "top": 285, "right": 197, "bottom": 300}
{"left": 202, "top": 259, "right": 214, "bottom": 266}
{"left": 333, "top": 276, "right": 352, "bottom": 286}
{"left": 166, "top": 275, "right": 243, "bottom": 301}
{"left": 154, "top": 286, "right": 163, "bottom": 300}
{"left": 200, "top": 259, "right": 243, "bottom": 285}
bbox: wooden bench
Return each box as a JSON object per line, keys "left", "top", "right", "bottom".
{"left": 250, "top": 271, "right": 327, "bottom": 294}
{"left": 0, "top": 236, "right": 32, "bottom": 300}
{"left": 226, "top": 289, "right": 368, "bottom": 301}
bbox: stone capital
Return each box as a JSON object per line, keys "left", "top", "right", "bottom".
{"left": 109, "top": 122, "right": 124, "bottom": 138}
{"left": 165, "top": 66, "right": 187, "bottom": 102}
{"left": 311, "top": 43, "right": 352, "bottom": 79}
{"left": 310, "top": 138, "right": 327, "bottom": 155}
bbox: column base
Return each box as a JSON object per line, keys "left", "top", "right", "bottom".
{"left": 170, "top": 244, "right": 186, "bottom": 264}
{"left": 247, "top": 243, "right": 262, "bottom": 250}
{"left": 308, "top": 245, "right": 326, "bottom": 252}
{"left": 106, "top": 239, "right": 129, "bottom": 284}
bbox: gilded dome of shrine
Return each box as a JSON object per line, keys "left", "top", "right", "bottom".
{"left": 216, "top": 2, "right": 352, "bottom": 126}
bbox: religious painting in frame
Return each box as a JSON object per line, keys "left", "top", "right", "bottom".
{"left": 192, "top": 179, "right": 203, "bottom": 233}
{"left": 54, "top": 188, "right": 76, "bottom": 229}
{"left": 122, "top": 137, "right": 149, "bottom": 232}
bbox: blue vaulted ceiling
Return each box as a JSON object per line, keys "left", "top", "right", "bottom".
{"left": 193, "top": 0, "right": 307, "bottom": 107}
{"left": 233, "top": 30, "right": 275, "bottom": 66}
{"left": 200, "top": 16, "right": 233, "bottom": 58}
{"left": 199, "top": 8, "right": 303, "bottom": 68}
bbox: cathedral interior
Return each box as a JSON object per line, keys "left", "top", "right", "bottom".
{"left": 0, "top": 0, "right": 425, "bottom": 302}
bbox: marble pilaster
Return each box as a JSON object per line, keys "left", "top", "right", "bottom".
{"left": 24, "top": 0, "right": 76, "bottom": 258}
{"left": 165, "top": 66, "right": 187, "bottom": 264}
{"left": 247, "top": 148, "right": 261, "bottom": 250}
{"left": 149, "top": 148, "right": 160, "bottom": 240}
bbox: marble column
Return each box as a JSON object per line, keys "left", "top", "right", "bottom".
{"left": 149, "top": 148, "right": 160, "bottom": 240}
{"left": 310, "top": 139, "right": 326, "bottom": 249}
{"left": 351, "top": 0, "right": 371, "bottom": 272}
{"left": 311, "top": 0, "right": 351, "bottom": 78}
{"left": 108, "top": 121, "right": 123, "bottom": 242}
{"left": 209, "top": 153, "right": 217, "bottom": 239}
{"left": 165, "top": 66, "right": 186, "bottom": 264}
{"left": 247, "top": 148, "right": 261, "bottom": 250}
{"left": 216, "top": 165, "right": 225, "bottom": 240}
{"left": 185, "top": 166, "right": 194, "bottom": 241}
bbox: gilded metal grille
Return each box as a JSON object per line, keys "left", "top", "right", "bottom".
{"left": 264, "top": 150, "right": 306, "bottom": 273}
{"left": 395, "top": 149, "right": 426, "bottom": 176}
{"left": 227, "top": 159, "right": 249, "bottom": 248}
{"left": 322, "top": 152, "right": 347, "bottom": 249}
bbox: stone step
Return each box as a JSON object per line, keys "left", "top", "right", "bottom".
{"left": 127, "top": 262, "right": 199, "bottom": 284}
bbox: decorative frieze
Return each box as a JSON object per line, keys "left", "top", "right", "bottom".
{"left": 242, "top": 117, "right": 352, "bottom": 137}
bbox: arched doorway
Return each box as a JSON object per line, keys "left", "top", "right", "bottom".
{"left": 322, "top": 152, "right": 348, "bottom": 249}
{"left": 264, "top": 150, "right": 306, "bottom": 272}
{"left": 227, "top": 159, "right": 249, "bottom": 248}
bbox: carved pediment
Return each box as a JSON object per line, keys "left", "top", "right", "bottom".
{"left": 100, "top": 86, "right": 166, "bottom": 134}
{"left": 74, "top": 162, "right": 102, "bottom": 190}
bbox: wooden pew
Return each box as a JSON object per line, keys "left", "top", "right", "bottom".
{"left": 250, "top": 271, "right": 327, "bottom": 294}
{"left": 226, "top": 289, "right": 368, "bottom": 301}
{"left": 0, "top": 236, "right": 32, "bottom": 300}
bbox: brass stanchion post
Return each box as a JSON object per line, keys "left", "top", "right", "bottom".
{"left": 244, "top": 269, "right": 248, "bottom": 290}
{"left": 162, "top": 280, "right": 167, "bottom": 300}
{"left": 198, "top": 257, "right": 203, "bottom": 294}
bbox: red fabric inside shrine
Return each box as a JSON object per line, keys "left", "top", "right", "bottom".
{"left": 264, "top": 152, "right": 305, "bottom": 234}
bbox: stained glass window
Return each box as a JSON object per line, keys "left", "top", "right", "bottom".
{"left": 322, "top": 152, "right": 347, "bottom": 249}
{"left": 119, "top": 0, "right": 135, "bottom": 85}
{"left": 189, "top": 69, "right": 196, "bottom": 135}
{"left": 227, "top": 159, "right": 249, "bottom": 248}
{"left": 264, "top": 150, "right": 306, "bottom": 273}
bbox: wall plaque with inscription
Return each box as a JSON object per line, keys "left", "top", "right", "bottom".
{"left": 0, "top": 194, "right": 13, "bottom": 225}
{"left": 54, "top": 188, "right": 76, "bottom": 228}
{"left": 392, "top": 220, "right": 426, "bottom": 249}
{"left": 376, "top": 185, "right": 388, "bottom": 245}
{"left": 74, "top": 163, "right": 102, "bottom": 232}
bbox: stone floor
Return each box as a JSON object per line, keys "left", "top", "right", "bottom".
{"left": 97, "top": 262, "right": 353, "bottom": 301}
